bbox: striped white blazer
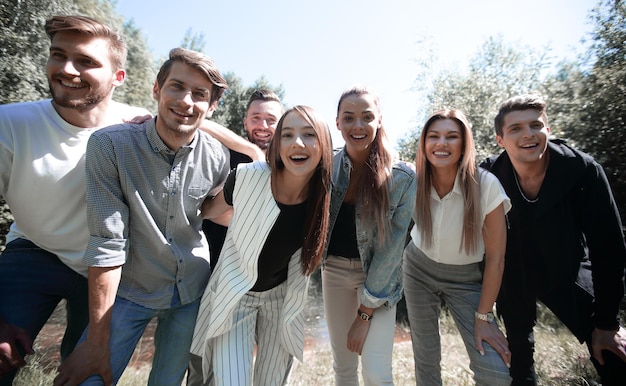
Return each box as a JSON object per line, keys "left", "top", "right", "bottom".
{"left": 190, "top": 161, "right": 309, "bottom": 362}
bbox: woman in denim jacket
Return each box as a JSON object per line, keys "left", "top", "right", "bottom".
{"left": 322, "top": 85, "right": 416, "bottom": 385}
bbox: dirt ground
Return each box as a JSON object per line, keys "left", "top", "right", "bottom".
{"left": 33, "top": 295, "right": 411, "bottom": 371}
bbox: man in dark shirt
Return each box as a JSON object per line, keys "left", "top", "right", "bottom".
{"left": 481, "top": 94, "right": 626, "bottom": 385}
{"left": 202, "top": 89, "right": 284, "bottom": 269}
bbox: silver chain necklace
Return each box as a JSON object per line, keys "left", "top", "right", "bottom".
{"left": 513, "top": 171, "right": 539, "bottom": 203}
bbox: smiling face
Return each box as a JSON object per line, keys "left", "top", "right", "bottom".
{"left": 424, "top": 118, "right": 463, "bottom": 173}
{"left": 496, "top": 109, "right": 550, "bottom": 165}
{"left": 278, "top": 110, "right": 322, "bottom": 179}
{"left": 336, "top": 93, "right": 382, "bottom": 161}
{"left": 243, "top": 99, "right": 283, "bottom": 150}
{"left": 46, "top": 31, "right": 124, "bottom": 111}
{"left": 153, "top": 61, "right": 216, "bottom": 144}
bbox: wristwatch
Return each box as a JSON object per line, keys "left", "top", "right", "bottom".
{"left": 475, "top": 311, "right": 495, "bottom": 323}
{"left": 357, "top": 309, "right": 372, "bottom": 321}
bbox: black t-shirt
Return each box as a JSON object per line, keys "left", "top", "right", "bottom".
{"left": 327, "top": 202, "right": 360, "bottom": 259}
{"left": 223, "top": 170, "right": 307, "bottom": 292}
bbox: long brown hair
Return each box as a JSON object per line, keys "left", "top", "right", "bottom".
{"left": 337, "top": 85, "right": 393, "bottom": 243}
{"left": 415, "top": 109, "right": 481, "bottom": 255}
{"left": 267, "top": 106, "right": 333, "bottom": 275}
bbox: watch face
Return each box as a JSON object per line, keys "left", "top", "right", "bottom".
{"left": 360, "top": 313, "right": 369, "bottom": 321}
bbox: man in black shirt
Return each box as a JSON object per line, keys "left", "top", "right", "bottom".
{"left": 202, "top": 89, "right": 284, "bottom": 270}
{"left": 481, "top": 94, "right": 626, "bottom": 385}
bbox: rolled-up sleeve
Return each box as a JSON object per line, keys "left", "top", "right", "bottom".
{"left": 83, "top": 132, "right": 128, "bottom": 267}
{"left": 362, "top": 165, "right": 417, "bottom": 309}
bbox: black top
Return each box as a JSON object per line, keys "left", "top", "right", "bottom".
{"left": 327, "top": 202, "right": 360, "bottom": 259}
{"left": 223, "top": 170, "right": 307, "bottom": 292}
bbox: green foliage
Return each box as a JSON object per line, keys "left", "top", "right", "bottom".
{"left": 0, "top": 197, "right": 13, "bottom": 251}
{"left": 116, "top": 20, "right": 157, "bottom": 112}
{"left": 546, "top": 0, "right": 626, "bottom": 223}
{"left": 397, "top": 36, "right": 551, "bottom": 162}
{"left": 578, "top": 0, "right": 626, "bottom": 221}
{"left": 0, "top": 0, "right": 78, "bottom": 104}
{"left": 212, "top": 74, "right": 286, "bottom": 137}
{"left": 180, "top": 28, "right": 206, "bottom": 53}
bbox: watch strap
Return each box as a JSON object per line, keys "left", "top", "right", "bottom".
{"left": 475, "top": 311, "right": 495, "bottom": 323}
{"left": 357, "top": 308, "right": 372, "bottom": 321}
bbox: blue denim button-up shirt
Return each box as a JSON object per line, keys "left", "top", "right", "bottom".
{"left": 325, "top": 148, "right": 416, "bottom": 309}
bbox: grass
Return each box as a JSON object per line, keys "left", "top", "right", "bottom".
{"left": 14, "top": 301, "right": 600, "bottom": 385}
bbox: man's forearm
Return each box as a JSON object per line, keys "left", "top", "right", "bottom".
{"left": 200, "top": 120, "right": 264, "bottom": 160}
{"left": 86, "top": 266, "right": 122, "bottom": 344}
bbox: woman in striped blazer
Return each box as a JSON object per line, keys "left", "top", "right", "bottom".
{"left": 190, "top": 105, "right": 333, "bottom": 386}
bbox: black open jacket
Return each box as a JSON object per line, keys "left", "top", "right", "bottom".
{"left": 481, "top": 139, "right": 626, "bottom": 339}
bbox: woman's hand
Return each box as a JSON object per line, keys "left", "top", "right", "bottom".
{"left": 474, "top": 319, "right": 511, "bottom": 368}
{"left": 347, "top": 316, "right": 370, "bottom": 355}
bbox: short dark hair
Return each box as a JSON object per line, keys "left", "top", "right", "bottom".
{"left": 155, "top": 48, "right": 228, "bottom": 105}
{"left": 494, "top": 94, "right": 548, "bottom": 136}
{"left": 245, "top": 89, "right": 282, "bottom": 113}
{"left": 45, "top": 15, "right": 127, "bottom": 70}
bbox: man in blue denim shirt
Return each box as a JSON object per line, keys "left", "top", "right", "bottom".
{"left": 53, "top": 48, "right": 230, "bottom": 386}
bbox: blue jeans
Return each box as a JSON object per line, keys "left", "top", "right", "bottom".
{"left": 0, "top": 238, "right": 88, "bottom": 385}
{"left": 403, "top": 242, "right": 511, "bottom": 386}
{"left": 79, "top": 293, "right": 200, "bottom": 386}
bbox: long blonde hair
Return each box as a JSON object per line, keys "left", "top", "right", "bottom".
{"left": 415, "top": 109, "right": 481, "bottom": 255}
{"left": 337, "top": 85, "right": 393, "bottom": 243}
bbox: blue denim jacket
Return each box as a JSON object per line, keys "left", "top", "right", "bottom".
{"left": 325, "top": 148, "right": 416, "bottom": 309}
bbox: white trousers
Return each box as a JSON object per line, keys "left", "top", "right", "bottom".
{"left": 322, "top": 255, "right": 396, "bottom": 386}
{"left": 207, "top": 282, "right": 294, "bottom": 386}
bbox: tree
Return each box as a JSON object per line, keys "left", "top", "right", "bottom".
{"left": 0, "top": 0, "right": 78, "bottom": 104}
{"left": 180, "top": 28, "right": 206, "bottom": 53}
{"left": 114, "top": 19, "right": 157, "bottom": 112}
{"left": 397, "top": 36, "right": 551, "bottom": 161}
{"left": 547, "top": 0, "right": 626, "bottom": 223}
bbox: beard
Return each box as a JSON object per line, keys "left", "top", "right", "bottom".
{"left": 246, "top": 132, "right": 271, "bottom": 150}
{"left": 48, "top": 77, "right": 112, "bottom": 112}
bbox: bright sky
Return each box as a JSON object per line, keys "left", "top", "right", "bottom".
{"left": 115, "top": 0, "right": 596, "bottom": 147}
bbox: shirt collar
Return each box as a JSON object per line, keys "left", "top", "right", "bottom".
{"left": 146, "top": 117, "right": 198, "bottom": 154}
{"left": 430, "top": 169, "right": 463, "bottom": 200}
